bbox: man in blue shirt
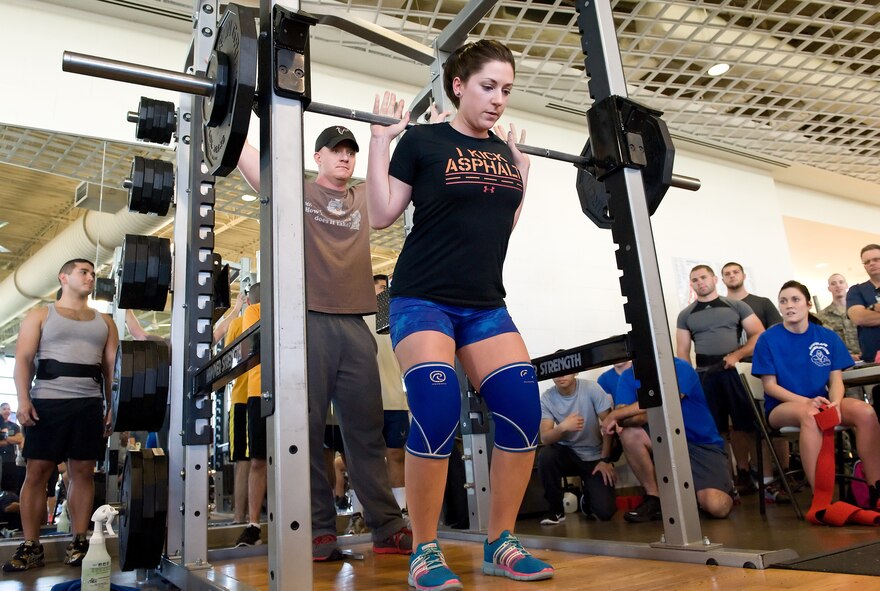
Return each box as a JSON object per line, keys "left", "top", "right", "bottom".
{"left": 847, "top": 244, "right": 880, "bottom": 363}
{"left": 602, "top": 358, "right": 734, "bottom": 522}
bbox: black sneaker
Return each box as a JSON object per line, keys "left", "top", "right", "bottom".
{"left": 539, "top": 512, "right": 565, "bottom": 525}
{"left": 235, "top": 524, "right": 263, "bottom": 547}
{"left": 736, "top": 469, "right": 758, "bottom": 496}
{"left": 764, "top": 483, "right": 791, "bottom": 504}
{"left": 624, "top": 495, "right": 662, "bottom": 523}
{"left": 64, "top": 534, "right": 89, "bottom": 566}
{"left": 3, "top": 540, "right": 45, "bottom": 572}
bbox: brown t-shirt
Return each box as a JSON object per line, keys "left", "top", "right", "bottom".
{"left": 304, "top": 181, "right": 375, "bottom": 314}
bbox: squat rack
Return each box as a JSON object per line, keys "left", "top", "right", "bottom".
{"left": 61, "top": 0, "right": 797, "bottom": 589}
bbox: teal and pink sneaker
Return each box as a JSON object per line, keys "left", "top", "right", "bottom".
{"left": 408, "top": 540, "right": 462, "bottom": 591}
{"left": 482, "top": 530, "right": 554, "bottom": 581}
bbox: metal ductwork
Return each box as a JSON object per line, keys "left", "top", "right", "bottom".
{"left": 0, "top": 207, "right": 171, "bottom": 333}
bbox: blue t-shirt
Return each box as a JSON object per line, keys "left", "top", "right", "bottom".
{"left": 615, "top": 358, "right": 723, "bottom": 448}
{"left": 597, "top": 368, "right": 622, "bottom": 397}
{"left": 845, "top": 281, "right": 880, "bottom": 361}
{"left": 751, "top": 323, "right": 854, "bottom": 415}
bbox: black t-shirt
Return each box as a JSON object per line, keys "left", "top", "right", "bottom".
{"left": 740, "top": 293, "right": 782, "bottom": 363}
{"left": 0, "top": 421, "right": 20, "bottom": 464}
{"left": 389, "top": 123, "right": 524, "bottom": 307}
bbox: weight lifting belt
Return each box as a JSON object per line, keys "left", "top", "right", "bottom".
{"left": 806, "top": 405, "right": 880, "bottom": 526}
{"left": 36, "top": 358, "right": 102, "bottom": 384}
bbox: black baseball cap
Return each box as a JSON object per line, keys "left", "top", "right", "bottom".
{"left": 314, "top": 126, "right": 360, "bottom": 153}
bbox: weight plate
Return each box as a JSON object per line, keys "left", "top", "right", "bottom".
{"left": 153, "top": 238, "right": 172, "bottom": 311}
{"left": 154, "top": 160, "right": 174, "bottom": 217}
{"left": 133, "top": 235, "right": 149, "bottom": 302}
{"left": 119, "top": 450, "right": 145, "bottom": 571}
{"left": 143, "top": 340, "right": 158, "bottom": 399}
{"left": 203, "top": 4, "right": 256, "bottom": 177}
{"left": 153, "top": 341, "right": 170, "bottom": 427}
{"left": 131, "top": 341, "right": 147, "bottom": 404}
{"left": 145, "top": 236, "right": 160, "bottom": 304}
{"left": 117, "top": 235, "right": 138, "bottom": 309}
{"left": 140, "top": 159, "right": 156, "bottom": 215}
{"left": 127, "top": 157, "right": 145, "bottom": 213}
{"left": 142, "top": 449, "right": 156, "bottom": 520}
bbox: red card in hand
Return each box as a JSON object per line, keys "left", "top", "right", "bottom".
{"left": 814, "top": 404, "right": 841, "bottom": 431}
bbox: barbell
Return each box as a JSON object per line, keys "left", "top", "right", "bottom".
{"left": 61, "top": 2, "right": 699, "bottom": 213}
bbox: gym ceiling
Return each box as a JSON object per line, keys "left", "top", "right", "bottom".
{"left": 0, "top": 0, "right": 877, "bottom": 347}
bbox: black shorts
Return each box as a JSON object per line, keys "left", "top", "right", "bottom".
{"left": 229, "top": 402, "right": 249, "bottom": 461}
{"left": 697, "top": 367, "right": 755, "bottom": 433}
{"left": 23, "top": 398, "right": 105, "bottom": 463}
{"left": 246, "top": 397, "right": 267, "bottom": 460}
{"left": 323, "top": 425, "right": 345, "bottom": 454}
{"left": 382, "top": 410, "right": 410, "bottom": 449}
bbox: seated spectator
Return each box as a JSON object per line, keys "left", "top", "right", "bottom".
{"left": 602, "top": 358, "right": 734, "bottom": 521}
{"left": 752, "top": 280, "right": 880, "bottom": 506}
{"left": 537, "top": 369, "right": 616, "bottom": 525}
{"left": 597, "top": 361, "right": 632, "bottom": 397}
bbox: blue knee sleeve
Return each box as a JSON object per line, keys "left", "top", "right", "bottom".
{"left": 479, "top": 363, "right": 540, "bottom": 452}
{"left": 404, "top": 363, "right": 461, "bottom": 459}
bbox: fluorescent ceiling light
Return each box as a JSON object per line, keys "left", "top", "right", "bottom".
{"left": 707, "top": 63, "right": 730, "bottom": 76}
{"left": 0, "top": 221, "right": 8, "bottom": 229}
{"left": 0, "top": 245, "right": 9, "bottom": 253}
{"left": 242, "top": 194, "right": 258, "bottom": 202}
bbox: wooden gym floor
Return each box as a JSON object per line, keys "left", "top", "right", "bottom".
{"left": 2, "top": 491, "right": 878, "bottom": 590}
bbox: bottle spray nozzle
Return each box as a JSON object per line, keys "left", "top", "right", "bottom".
{"left": 90, "top": 504, "right": 118, "bottom": 537}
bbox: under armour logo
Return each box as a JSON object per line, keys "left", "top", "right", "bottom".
{"left": 483, "top": 186, "right": 495, "bottom": 193}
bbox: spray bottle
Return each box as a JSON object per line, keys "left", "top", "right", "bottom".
{"left": 80, "top": 504, "right": 118, "bottom": 591}
{"left": 55, "top": 500, "right": 71, "bottom": 533}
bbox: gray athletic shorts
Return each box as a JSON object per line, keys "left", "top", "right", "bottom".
{"left": 689, "top": 442, "right": 735, "bottom": 495}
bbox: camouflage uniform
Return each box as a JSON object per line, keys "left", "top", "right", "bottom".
{"left": 818, "top": 304, "right": 860, "bottom": 358}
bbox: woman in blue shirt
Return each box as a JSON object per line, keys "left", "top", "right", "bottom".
{"left": 752, "top": 280, "right": 880, "bottom": 500}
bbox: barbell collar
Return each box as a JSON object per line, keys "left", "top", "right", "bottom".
{"left": 670, "top": 174, "right": 700, "bottom": 192}
{"left": 62, "top": 51, "right": 215, "bottom": 97}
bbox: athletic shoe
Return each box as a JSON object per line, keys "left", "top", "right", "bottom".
{"left": 763, "top": 483, "right": 791, "bottom": 504}
{"left": 335, "top": 495, "right": 352, "bottom": 513}
{"left": 313, "top": 533, "right": 344, "bottom": 562}
{"left": 736, "top": 469, "right": 758, "bottom": 496}
{"left": 409, "top": 541, "right": 462, "bottom": 591}
{"left": 482, "top": 530, "right": 554, "bottom": 581}
{"left": 2, "top": 540, "right": 44, "bottom": 572}
{"left": 374, "top": 526, "right": 413, "bottom": 555}
{"left": 539, "top": 512, "right": 565, "bottom": 525}
{"left": 345, "top": 512, "right": 368, "bottom": 535}
{"left": 64, "top": 534, "right": 89, "bottom": 566}
{"left": 234, "top": 524, "right": 263, "bottom": 547}
{"left": 624, "top": 495, "right": 662, "bottom": 523}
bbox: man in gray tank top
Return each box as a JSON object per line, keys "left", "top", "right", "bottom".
{"left": 3, "top": 259, "right": 117, "bottom": 572}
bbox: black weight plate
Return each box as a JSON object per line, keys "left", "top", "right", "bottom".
{"left": 141, "top": 450, "right": 156, "bottom": 520}
{"left": 119, "top": 451, "right": 145, "bottom": 571}
{"left": 152, "top": 160, "right": 173, "bottom": 217}
{"left": 145, "top": 236, "right": 160, "bottom": 303}
{"left": 143, "top": 449, "right": 168, "bottom": 569}
{"left": 159, "top": 160, "right": 174, "bottom": 216}
{"left": 133, "top": 236, "right": 149, "bottom": 303}
{"left": 143, "top": 340, "right": 158, "bottom": 398}
{"left": 127, "top": 157, "right": 145, "bottom": 213}
{"left": 153, "top": 238, "right": 172, "bottom": 311}
{"left": 117, "top": 235, "right": 138, "bottom": 309}
{"left": 131, "top": 340, "right": 146, "bottom": 402}
{"left": 141, "top": 342, "right": 161, "bottom": 432}
{"left": 147, "top": 160, "right": 167, "bottom": 214}
{"left": 140, "top": 160, "right": 156, "bottom": 215}
{"left": 135, "top": 100, "right": 150, "bottom": 142}
{"left": 153, "top": 341, "right": 170, "bottom": 427}
{"left": 203, "top": 4, "right": 256, "bottom": 177}
{"left": 111, "top": 343, "right": 125, "bottom": 432}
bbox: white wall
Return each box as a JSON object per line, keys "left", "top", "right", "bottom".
{"left": 2, "top": 0, "right": 189, "bottom": 140}
{"left": 5, "top": 1, "right": 880, "bottom": 371}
